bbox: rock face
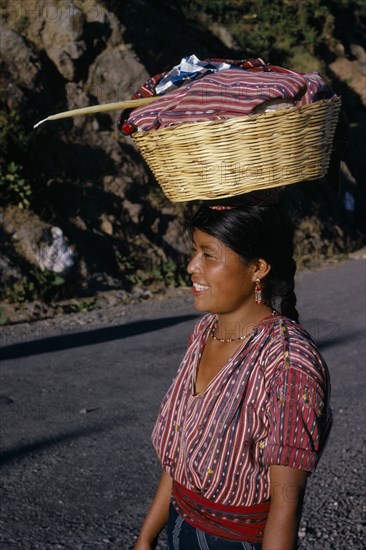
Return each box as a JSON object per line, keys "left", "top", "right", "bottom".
{"left": 0, "top": 24, "right": 41, "bottom": 88}
{"left": 41, "top": 6, "right": 87, "bottom": 81}
{"left": 0, "top": 19, "right": 43, "bottom": 110}
{"left": 86, "top": 47, "right": 148, "bottom": 106}
{"left": 0, "top": 0, "right": 364, "bottom": 318}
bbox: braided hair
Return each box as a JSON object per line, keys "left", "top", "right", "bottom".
{"left": 189, "top": 192, "right": 299, "bottom": 323}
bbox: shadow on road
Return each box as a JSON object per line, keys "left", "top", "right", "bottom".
{"left": 0, "top": 314, "right": 199, "bottom": 362}
{"left": 308, "top": 328, "right": 365, "bottom": 351}
{"left": 0, "top": 417, "right": 124, "bottom": 466}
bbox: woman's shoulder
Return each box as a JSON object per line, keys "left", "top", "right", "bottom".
{"left": 263, "top": 313, "right": 329, "bottom": 385}
{"left": 279, "top": 315, "right": 325, "bottom": 358}
{"left": 268, "top": 313, "right": 323, "bottom": 351}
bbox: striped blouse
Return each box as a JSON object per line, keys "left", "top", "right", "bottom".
{"left": 151, "top": 313, "right": 332, "bottom": 507}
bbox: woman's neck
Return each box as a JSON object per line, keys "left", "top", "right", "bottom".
{"left": 215, "top": 305, "right": 274, "bottom": 339}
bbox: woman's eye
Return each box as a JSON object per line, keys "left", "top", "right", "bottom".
{"left": 190, "top": 247, "right": 215, "bottom": 259}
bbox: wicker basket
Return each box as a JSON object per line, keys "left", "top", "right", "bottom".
{"left": 132, "top": 97, "right": 341, "bottom": 202}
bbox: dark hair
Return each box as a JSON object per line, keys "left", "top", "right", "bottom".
{"left": 189, "top": 193, "right": 299, "bottom": 323}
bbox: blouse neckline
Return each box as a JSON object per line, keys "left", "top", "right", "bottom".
{"left": 191, "top": 311, "right": 278, "bottom": 398}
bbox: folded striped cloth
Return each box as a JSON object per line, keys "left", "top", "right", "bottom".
{"left": 118, "top": 56, "right": 334, "bottom": 135}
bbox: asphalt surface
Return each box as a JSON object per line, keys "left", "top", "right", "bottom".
{"left": 0, "top": 258, "right": 365, "bottom": 549}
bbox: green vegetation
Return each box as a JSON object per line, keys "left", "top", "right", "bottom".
{"left": 0, "top": 162, "right": 32, "bottom": 209}
{"left": 0, "top": 110, "right": 32, "bottom": 209}
{"left": 143, "top": 259, "right": 187, "bottom": 287}
{"left": 4, "top": 268, "right": 66, "bottom": 304}
{"left": 60, "top": 297, "right": 97, "bottom": 314}
{"left": 114, "top": 248, "right": 187, "bottom": 288}
{"left": 179, "top": 0, "right": 364, "bottom": 68}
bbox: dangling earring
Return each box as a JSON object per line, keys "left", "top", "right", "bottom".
{"left": 255, "top": 279, "right": 262, "bottom": 306}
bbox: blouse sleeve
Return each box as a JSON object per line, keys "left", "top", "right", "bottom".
{"left": 262, "top": 326, "right": 332, "bottom": 473}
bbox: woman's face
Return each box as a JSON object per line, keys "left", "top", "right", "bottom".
{"left": 187, "top": 228, "right": 258, "bottom": 316}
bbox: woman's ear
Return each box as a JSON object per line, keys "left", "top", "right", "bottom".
{"left": 252, "top": 259, "right": 271, "bottom": 281}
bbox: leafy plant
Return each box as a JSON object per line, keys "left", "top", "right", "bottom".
{"left": 4, "top": 277, "right": 35, "bottom": 303}
{"left": 179, "top": 0, "right": 335, "bottom": 66}
{"left": 3, "top": 269, "right": 66, "bottom": 303}
{"left": 161, "top": 259, "right": 179, "bottom": 286}
{"left": 114, "top": 250, "right": 140, "bottom": 285}
{"left": 60, "top": 298, "right": 97, "bottom": 314}
{"left": 0, "top": 110, "right": 33, "bottom": 208}
{"left": 0, "top": 162, "right": 32, "bottom": 209}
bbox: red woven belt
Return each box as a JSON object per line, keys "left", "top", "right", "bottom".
{"left": 172, "top": 480, "right": 270, "bottom": 542}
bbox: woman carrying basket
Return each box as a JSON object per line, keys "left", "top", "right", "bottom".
{"left": 134, "top": 193, "right": 332, "bottom": 550}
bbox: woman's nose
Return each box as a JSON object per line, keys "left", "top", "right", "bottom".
{"left": 187, "top": 253, "right": 200, "bottom": 274}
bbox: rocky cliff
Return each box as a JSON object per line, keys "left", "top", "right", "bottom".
{"left": 0, "top": 0, "right": 365, "bottom": 323}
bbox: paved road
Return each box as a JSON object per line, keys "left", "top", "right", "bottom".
{"left": 0, "top": 258, "right": 365, "bottom": 549}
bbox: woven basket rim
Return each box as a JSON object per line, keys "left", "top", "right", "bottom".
{"left": 131, "top": 96, "right": 341, "bottom": 202}
{"left": 132, "top": 96, "right": 341, "bottom": 139}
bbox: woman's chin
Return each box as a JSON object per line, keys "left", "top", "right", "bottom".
{"left": 192, "top": 295, "right": 211, "bottom": 312}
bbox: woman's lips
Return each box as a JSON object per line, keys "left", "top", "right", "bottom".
{"left": 192, "top": 282, "right": 210, "bottom": 295}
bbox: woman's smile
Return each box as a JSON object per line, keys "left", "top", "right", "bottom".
{"left": 192, "top": 281, "right": 210, "bottom": 294}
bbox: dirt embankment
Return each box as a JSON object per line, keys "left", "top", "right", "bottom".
{"left": 0, "top": 0, "right": 365, "bottom": 324}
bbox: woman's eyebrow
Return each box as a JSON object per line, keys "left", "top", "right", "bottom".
{"left": 192, "top": 240, "right": 215, "bottom": 249}
{"left": 201, "top": 243, "right": 217, "bottom": 250}
{"left": 192, "top": 238, "right": 219, "bottom": 251}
